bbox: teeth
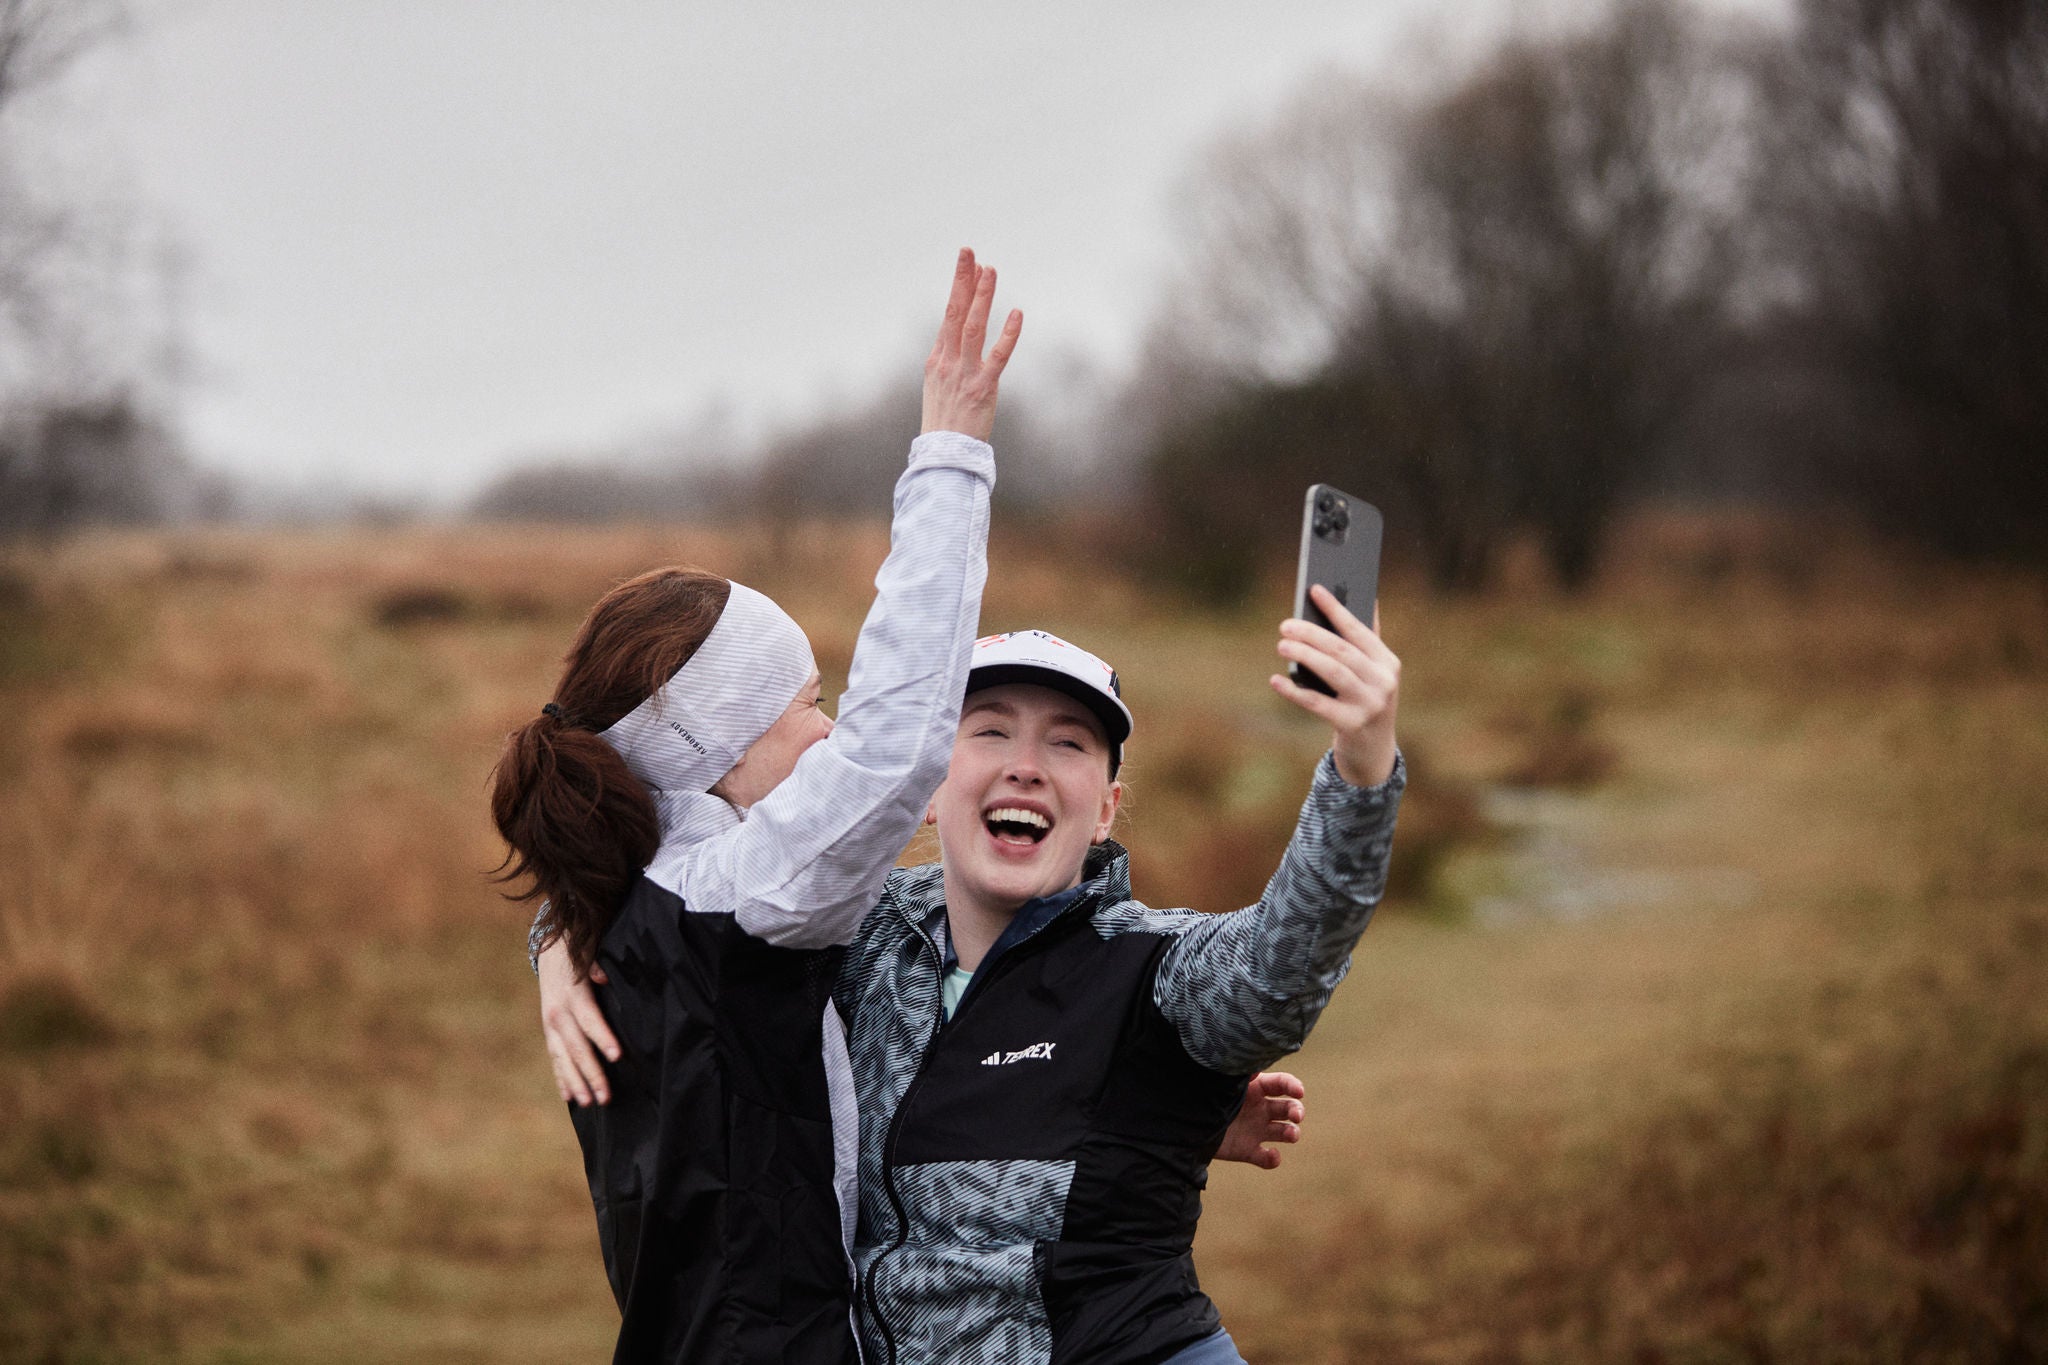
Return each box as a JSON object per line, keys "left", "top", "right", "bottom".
{"left": 986, "top": 807, "right": 1050, "bottom": 829}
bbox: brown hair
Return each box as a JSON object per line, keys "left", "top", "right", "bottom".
{"left": 490, "top": 568, "right": 733, "bottom": 971}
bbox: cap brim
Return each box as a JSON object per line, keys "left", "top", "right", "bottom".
{"left": 966, "top": 663, "right": 1132, "bottom": 749}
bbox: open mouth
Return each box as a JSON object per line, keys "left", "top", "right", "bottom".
{"left": 984, "top": 806, "right": 1052, "bottom": 847}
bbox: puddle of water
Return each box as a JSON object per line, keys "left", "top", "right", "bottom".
{"left": 1463, "top": 785, "right": 1759, "bottom": 927}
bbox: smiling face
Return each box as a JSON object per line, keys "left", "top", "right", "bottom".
{"left": 930, "top": 682, "right": 1124, "bottom": 920}
{"left": 709, "top": 669, "right": 831, "bottom": 809}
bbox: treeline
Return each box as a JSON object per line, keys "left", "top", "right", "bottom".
{"left": 13, "top": 0, "right": 2040, "bottom": 590}
{"left": 475, "top": 0, "right": 2044, "bottom": 600}
{"left": 1127, "top": 0, "right": 2048, "bottom": 597}
{"left": 0, "top": 398, "right": 227, "bottom": 535}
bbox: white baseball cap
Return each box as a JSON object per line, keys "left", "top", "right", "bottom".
{"left": 966, "top": 630, "right": 1132, "bottom": 776}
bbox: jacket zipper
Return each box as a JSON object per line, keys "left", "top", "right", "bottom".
{"left": 862, "top": 920, "right": 942, "bottom": 1365}
{"left": 859, "top": 900, "right": 1095, "bottom": 1363}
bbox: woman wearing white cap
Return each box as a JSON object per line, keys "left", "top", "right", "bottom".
{"left": 831, "top": 610, "right": 1401, "bottom": 1365}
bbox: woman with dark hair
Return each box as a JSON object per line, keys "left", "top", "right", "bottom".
{"left": 492, "top": 250, "right": 1018, "bottom": 1364}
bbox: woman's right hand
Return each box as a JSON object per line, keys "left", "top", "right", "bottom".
{"left": 920, "top": 247, "right": 1022, "bottom": 442}
{"left": 539, "top": 937, "right": 620, "bottom": 1107}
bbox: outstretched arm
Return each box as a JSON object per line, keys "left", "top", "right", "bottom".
{"left": 1154, "top": 586, "right": 1404, "bottom": 1077}
{"left": 535, "top": 251, "right": 1021, "bottom": 1102}
{"left": 683, "top": 250, "right": 1018, "bottom": 948}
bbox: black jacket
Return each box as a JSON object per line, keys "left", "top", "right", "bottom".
{"left": 572, "top": 872, "right": 858, "bottom": 1365}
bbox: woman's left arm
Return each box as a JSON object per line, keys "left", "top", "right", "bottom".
{"left": 1153, "top": 586, "right": 1405, "bottom": 1077}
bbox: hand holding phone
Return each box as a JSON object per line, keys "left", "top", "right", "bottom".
{"left": 1274, "top": 484, "right": 1400, "bottom": 787}
{"left": 1289, "top": 484, "right": 1383, "bottom": 696}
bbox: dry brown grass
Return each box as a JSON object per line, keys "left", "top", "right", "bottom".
{"left": 1, "top": 513, "right": 2042, "bottom": 1362}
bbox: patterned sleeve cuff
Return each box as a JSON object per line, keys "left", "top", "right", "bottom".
{"left": 1313, "top": 747, "right": 1406, "bottom": 805}
{"left": 526, "top": 902, "right": 553, "bottom": 976}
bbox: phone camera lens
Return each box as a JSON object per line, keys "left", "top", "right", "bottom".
{"left": 1315, "top": 490, "right": 1337, "bottom": 514}
{"left": 1331, "top": 505, "right": 1351, "bottom": 533}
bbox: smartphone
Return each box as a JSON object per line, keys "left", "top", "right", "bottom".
{"left": 1290, "top": 484, "right": 1383, "bottom": 696}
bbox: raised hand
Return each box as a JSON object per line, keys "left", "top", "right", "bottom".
{"left": 920, "top": 247, "right": 1023, "bottom": 442}
{"left": 1270, "top": 585, "right": 1401, "bottom": 787}
{"left": 1215, "top": 1071, "right": 1307, "bottom": 1169}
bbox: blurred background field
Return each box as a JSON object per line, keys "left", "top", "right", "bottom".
{"left": 3, "top": 0, "right": 2047, "bottom": 1358}
{"left": 2, "top": 516, "right": 2043, "bottom": 1362}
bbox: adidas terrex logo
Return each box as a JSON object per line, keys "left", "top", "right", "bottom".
{"left": 981, "top": 1042, "right": 1057, "bottom": 1066}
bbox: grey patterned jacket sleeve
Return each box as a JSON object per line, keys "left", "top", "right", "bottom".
{"left": 528, "top": 903, "right": 551, "bottom": 973}
{"left": 1152, "top": 749, "right": 1405, "bottom": 1075}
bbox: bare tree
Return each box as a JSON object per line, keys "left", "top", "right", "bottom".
{"left": 1364, "top": 0, "right": 1753, "bottom": 589}
{"left": 0, "top": 1, "right": 211, "bottom": 538}
{"left": 1154, "top": 78, "right": 1403, "bottom": 385}
{"left": 1136, "top": 1, "right": 1758, "bottom": 594}
{"left": 0, "top": 0, "right": 127, "bottom": 388}
{"left": 1757, "top": 0, "right": 2048, "bottom": 567}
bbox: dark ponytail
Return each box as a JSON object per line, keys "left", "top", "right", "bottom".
{"left": 490, "top": 569, "right": 733, "bottom": 972}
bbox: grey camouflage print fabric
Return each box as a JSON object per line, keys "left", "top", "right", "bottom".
{"left": 1148, "top": 749, "right": 1406, "bottom": 1075}
{"left": 857, "top": 1158, "right": 1072, "bottom": 1362}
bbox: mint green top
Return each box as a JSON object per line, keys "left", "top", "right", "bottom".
{"left": 939, "top": 964, "right": 974, "bottom": 1021}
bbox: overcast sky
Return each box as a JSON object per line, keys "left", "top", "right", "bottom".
{"left": 68, "top": 0, "right": 1716, "bottom": 501}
